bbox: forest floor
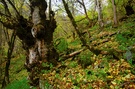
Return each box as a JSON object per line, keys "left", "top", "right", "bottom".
{"left": 3, "top": 15, "right": 135, "bottom": 89}
{"left": 41, "top": 28, "right": 135, "bottom": 88}
{"left": 40, "top": 15, "right": 135, "bottom": 89}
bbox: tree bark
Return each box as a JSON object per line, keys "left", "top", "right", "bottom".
{"left": 0, "top": 23, "right": 2, "bottom": 87}
{"left": 96, "top": 0, "right": 104, "bottom": 29}
{"left": 112, "top": 0, "right": 118, "bottom": 25}
{"left": 0, "top": 23, "right": 2, "bottom": 50}
{"left": 23, "top": 0, "right": 58, "bottom": 86}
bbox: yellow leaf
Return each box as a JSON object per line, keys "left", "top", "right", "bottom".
{"left": 110, "top": 85, "right": 114, "bottom": 89}
{"left": 122, "top": 77, "right": 126, "bottom": 81}
{"left": 125, "top": 74, "right": 130, "bottom": 78}
{"left": 111, "top": 81, "right": 116, "bottom": 85}
{"left": 62, "top": 77, "right": 66, "bottom": 81}
{"left": 107, "top": 76, "right": 113, "bottom": 79}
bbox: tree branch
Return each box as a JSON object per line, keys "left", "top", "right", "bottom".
{"left": 76, "top": 0, "right": 83, "bottom": 6}
{"left": 61, "top": 48, "right": 87, "bottom": 60}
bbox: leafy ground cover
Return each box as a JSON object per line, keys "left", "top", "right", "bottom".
{"left": 39, "top": 16, "right": 135, "bottom": 89}
{"left": 41, "top": 59, "right": 135, "bottom": 89}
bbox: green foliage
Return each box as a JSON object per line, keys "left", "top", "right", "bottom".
{"left": 78, "top": 50, "right": 93, "bottom": 67}
{"left": 54, "top": 38, "right": 68, "bottom": 53}
{"left": 54, "top": 25, "right": 67, "bottom": 38}
{"left": 69, "top": 39, "right": 81, "bottom": 49}
{"left": 69, "top": 61, "right": 78, "bottom": 68}
{"left": 55, "top": 73, "right": 60, "bottom": 79}
{"left": 5, "top": 77, "right": 35, "bottom": 89}
{"left": 44, "top": 81, "right": 52, "bottom": 89}
{"left": 116, "top": 34, "right": 127, "bottom": 43}
{"left": 10, "top": 55, "right": 25, "bottom": 70}
{"left": 42, "top": 62, "right": 53, "bottom": 68}
{"left": 40, "top": 80, "right": 53, "bottom": 89}
{"left": 75, "top": 15, "right": 85, "bottom": 22}
{"left": 1, "top": 46, "right": 8, "bottom": 57}
{"left": 96, "top": 69, "right": 107, "bottom": 79}
{"left": 116, "top": 34, "right": 128, "bottom": 51}
{"left": 116, "top": 32, "right": 134, "bottom": 51}
{"left": 75, "top": 15, "right": 89, "bottom": 28}
{"left": 90, "top": 25, "right": 99, "bottom": 31}
{"left": 41, "top": 62, "right": 53, "bottom": 74}
{"left": 115, "top": 19, "right": 135, "bottom": 63}
{"left": 73, "top": 86, "right": 80, "bottom": 89}
{"left": 69, "top": 39, "right": 81, "bottom": 46}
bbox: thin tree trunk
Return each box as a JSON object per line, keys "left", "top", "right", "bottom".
{"left": 62, "top": 0, "right": 86, "bottom": 45}
{"left": 0, "top": 24, "right": 2, "bottom": 50}
{"left": 112, "top": 0, "right": 118, "bottom": 26}
{"left": 62, "top": 0, "right": 101, "bottom": 55}
{"left": 96, "top": 0, "right": 104, "bottom": 29}
{"left": 2, "top": 30, "right": 16, "bottom": 88}
{"left": 71, "top": 0, "right": 76, "bottom": 39}
{"left": 0, "top": 23, "right": 2, "bottom": 86}
{"left": 77, "top": 0, "right": 91, "bottom": 38}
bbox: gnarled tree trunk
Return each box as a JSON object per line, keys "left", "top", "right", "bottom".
{"left": 0, "top": 0, "right": 58, "bottom": 87}
{"left": 22, "top": 0, "right": 59, "bottom": 86}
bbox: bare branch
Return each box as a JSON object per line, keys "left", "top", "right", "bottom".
{"left": 76, "top": 0, "right": 83, "bottom": 5}
{"left": 76, "top": 0, "right": 91, "bottom": 23}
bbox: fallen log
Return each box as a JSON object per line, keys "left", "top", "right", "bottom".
{"left": 60, "top": 48, "right": 87, "bottom": 61}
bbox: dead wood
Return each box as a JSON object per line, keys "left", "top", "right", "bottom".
{"left": 61, "top": 48, "right": 87, "bottom": 61}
